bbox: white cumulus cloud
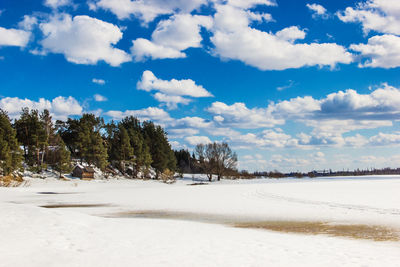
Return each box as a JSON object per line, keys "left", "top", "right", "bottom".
{"left": 185, "top": 135, "right": 212, "bottom": 146}
{"left": 39, "top": 14, "right": 131, "bottom": 66}
{"left": 91, "top": 0, "right": 207, "bottom": 23}
{"left": 94, "top": 94, "right": 108, "bottom": 102}
{"left": 204, "top": 84, "right": 400, "bottom": 149}
{"left": 173, "top": 116, "right": 213, "bottom": 129}
{"left": 131, "top": 38, "right": 185, "bottom": 61}
{"left": 223, "top": 0, "right": 276, "bottom": 9}
{"left": 92, "top": 78, "right": 106, "bottom": 85}
{"left": 0, "top": 27, "right": 31, "bottom": 47}
{"left": 207, "top": 101, "right": 284, "bottom": 129}
{"left": 230, "top": 129, "right": 298, "bottom": 148}
{"left": 306, "top": 3, "right": 328, "bottom": 19}
{"left": 18, "top": 15, "right": 38, "bottom": 31}
{"left": 137, "top": 70, "right": 212, "bottom": 97}
{"left": 350, "top": 34, "right": 400, "bottom": 68}
{"left": 44, "top": 0, "right": 73, "bottom": 9}
{"left": 318, "top": 84, "right": 400, "bottom": 119}
{"left": 131, "top": 14, "right": 212, "bottom": 61}
{"left": 211, "top": 4, "right": 353, "bottom": 70}
{"left": 168, "top": 128, "right": 200, "bottom": 138}
{"left": 153, "top": 93, "right": 192, "bottom": 110}
{"left": 105, "top": 107, "right": 171, "bottom": 122}
{"left": 338, "top": 0, "right": 400, "bottom": 35}
{"left": 0, "top": 96, "right": 83, "bottom": 120}
{"left": 137, "top": 71, "right": 212, "bottom": 109}
{"left": 369, "top": 132, "right": 400, "bottom": 146}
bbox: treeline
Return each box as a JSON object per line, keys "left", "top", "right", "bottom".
{"left": 0, "top": 109, "right": 69, "bottom": 177}
{"left": 0, "top": 107, "right": 239, "bottom": 181}
{"left": 3, "top": 109, "right": 398, "bottom": 180}
{"left": 57, "top": 114, "right": 176, "bottom": 178}
{"left": 0, "top": 108, "right": 176, "bottom": 178}
{"left": 253, "top": 168, "right": 400, "bottom": 178}
{"left": 308, "top": 168, "right": 400, "bottom": 177}
{"left": 0, "top": 110, "right": 23, "bottom": 176}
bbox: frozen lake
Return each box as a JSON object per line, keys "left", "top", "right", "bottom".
{"left": 1, "top": 175, "right": 399, "bottom": 266}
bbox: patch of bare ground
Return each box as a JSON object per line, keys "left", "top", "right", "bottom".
{"left": 41, "top": 204, "right": 110, "bottom": 208}
{"left": 187, "top": 182, "right": 209, "bottom": 186}
{"left": 111, "top": 210, "right": 222, "bottom": 223}
{"left": 234, "top": 221, "right": 400, "bottom": 242}
{"left": 110, "top": 210, "right": 400, "bottom": 242}
{"left": 37, "top": 192, "right": 80, "bottom": 195}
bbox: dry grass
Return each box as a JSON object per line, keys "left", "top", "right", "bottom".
{"left": 235, "top": 221, "right": 400, "bottom": 242}
{"left": 161, "top": 169, "right": 176, "bottom": 184}
{"left": 0, "top": 175, "right": 29, "bottom": 187}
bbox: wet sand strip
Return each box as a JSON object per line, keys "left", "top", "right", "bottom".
{"left": 109, "top": 210, "right": 400, "bottom": 242}
{"left": 41, "top": 203, "right": 110, "bottom": 208}
{"left": 235, "top": 221, "right": 400, "bottom": 242}
{"left": 37, "top": 192, "right": 80, "bottom": 195}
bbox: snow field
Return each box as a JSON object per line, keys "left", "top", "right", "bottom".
{"left": 1, "top": 175, "right": 400, "bottom": 266}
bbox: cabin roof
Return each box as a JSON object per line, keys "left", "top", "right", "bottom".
{"left": 74, "top": 165, "right": 95, "bottom": 173}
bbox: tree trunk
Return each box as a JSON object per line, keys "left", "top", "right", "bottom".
{"left": 36, "top": 147, "right": 40, "bottom": 168}
{"left": 23, "top": 145, "right": 27, "bottom": 159}
{"left": 120, "top": 161, "right": 125, "bottom": 174}
{"left": 41, "top": 147, "right": 45, "bottom": 166}
{"left": 134, "top": 164, "right": 140, "bottom": 178}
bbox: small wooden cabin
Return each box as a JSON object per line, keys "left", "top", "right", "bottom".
{"left": 72, "top": 165, "right": 95, "bottom": 180}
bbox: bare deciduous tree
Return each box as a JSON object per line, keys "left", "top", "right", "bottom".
{"left": 214, "top": 142, "right": 237, "bottom": 181}
{"left": 194, "top": 142, "right": 237, "bottom": 181}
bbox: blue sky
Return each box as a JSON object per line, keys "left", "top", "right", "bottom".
{"left": 1, "top": 0, "right": 400, "bottom": 172}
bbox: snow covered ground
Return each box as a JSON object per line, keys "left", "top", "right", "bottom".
{"left": 1, "top": 175, "right": 400, "bottom": 266}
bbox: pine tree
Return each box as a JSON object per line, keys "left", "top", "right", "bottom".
{"left": 14, "top": 108, "right": 46, "bottom": 170}
{"left": 59, "top": 114, "right": 108, "bottom": 170}
{"left": 106, "top": 122, "right": 134, "bottom": 173}
{"left": 142, "top": 121, "right": 176, "bottom": 178}
{"left": 79, "top": 127, "right": 108, "bottom": 170}
{"left": 104, "top": 120, "right": 118, "bottom": 160}
{"left": 39, "top": 109, "right": 53, "bottom": 166}
{"left": 118, "top": 126, "right": 134, "bottom": 172}
{"left": 0, "top": 110, "right": 23, "bottom": 176}
{"left": 56, "top": 118, "right": 81, "bottom": 158}
{"left": 14, "top": 108, "right": 30, "bottom": 160}
{"left": 120, "top": 116, "right": 153, "bottom": 177}
{"left": 141, "top": 143, "right": 152, "bottom": 177}
{"left": 52, "top": 135, "right": 71, "bottom": 178}
{"left": 174, "top": 149, "right": 194, "bottom": 173}
{"left": 166, "top": 145, "right": 177, "bottom": 172}
{"left": 130, "top": 130, "right": 152, "bottom": 177}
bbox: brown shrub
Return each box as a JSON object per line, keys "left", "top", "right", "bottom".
{"left": 0, "top": 175, "right": 29, "bottom": 187}
{"left": 160, "top": 169, "right": 176, "bottom": 184}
